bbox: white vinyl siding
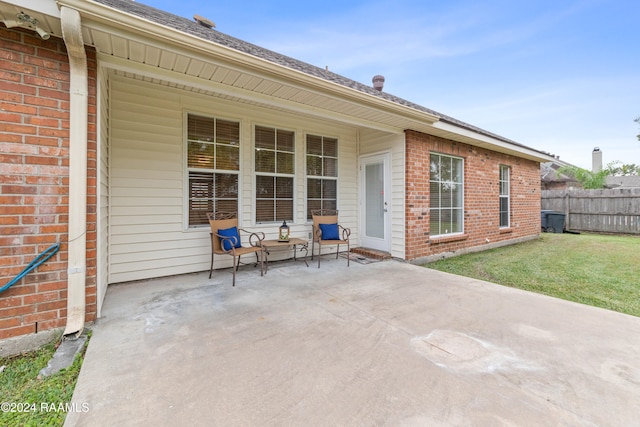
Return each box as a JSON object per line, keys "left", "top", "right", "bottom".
{"left": 97, "top": 67, "right": 110, "bottom": 316}
{"left": 110, "top": 78, "right": 197, "bottom": 283}
{"left": 108, "top": 74, "right": 359, "bottom": 283}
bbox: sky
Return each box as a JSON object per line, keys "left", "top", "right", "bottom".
{"left": 138, "top": 0, "right": 639, "bottom": 170}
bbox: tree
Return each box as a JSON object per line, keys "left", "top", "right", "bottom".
{"left": 636, "top": 116, "right": 640, "bottom": 142}
{"left": 558, "top": 161, "right": 640, "bottom": 189}
{"left": 557, "top": 165, "right": 608, "bottom": 189}
{"left": 604, "top": 161, "right": 640, "bottom": 176}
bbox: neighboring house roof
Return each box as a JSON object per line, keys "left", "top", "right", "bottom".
{"left": 541, "top": 157, "right": 640, "bottom": 190}
{"left": 606, "top": 175, "right": 640, "bottom": 189}
{"left": 541, "top": 158, "right": 577, "bottom": 184}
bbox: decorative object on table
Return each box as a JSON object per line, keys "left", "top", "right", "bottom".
{"left": 310, "top": 209, "right": 351, "bottom": 268}
{"left": 278, "top": 220, "right": 290, "bottom": 242}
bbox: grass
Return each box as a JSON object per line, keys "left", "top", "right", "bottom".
{"left": 425, "top": 233, "right": 640, "bottom": 317}
{"left": 0, "top": 333, "right": 89, "bottom": 427}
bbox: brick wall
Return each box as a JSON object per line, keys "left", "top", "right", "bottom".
{"left": 405, "top": 130, "right": 541, "bottom": 260}
{"left": 0, "top": 26, "right": 97, "bottom": 339}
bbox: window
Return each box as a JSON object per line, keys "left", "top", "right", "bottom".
{"left": 429, "top": 153, "right": 463, "bottom": 236}
{"left": 255, "top": 125, "right": 294, "bottom": 223}
{"left": 499, "top": 165, "right": 510, "bottom": 228}
{"left": 306, "top": 134, "right": 338, "bottom": 220}
{"left": 186, "top": 114, "right": 240, "bottom": 227}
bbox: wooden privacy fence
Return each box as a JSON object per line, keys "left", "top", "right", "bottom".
{"left": 541, "top": 189, "right": 640, "bottom": 234}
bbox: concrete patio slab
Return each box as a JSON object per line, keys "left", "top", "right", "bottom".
{"left": 65, "top": 259, "right": 640, "bottom": 426}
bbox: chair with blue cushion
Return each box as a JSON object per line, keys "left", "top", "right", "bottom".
{"left": 311, "top": 209, "right": 351, "bottom": 268}
{"left": 207, "top": 212, "right": 265, "bottom": 286}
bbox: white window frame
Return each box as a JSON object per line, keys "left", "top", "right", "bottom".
{"left": 305, "top": 134, "right": 338, "bottom": 221}
{"left": 429, "top": 153, "right": 464, "bottom": 237}
{"left": 499, "top": 165, "right": 511, "bottom": 228}
{"left": 254, "top": 124, "right": 295, "bottom": 224}
{"left": 184, "top": 112, "right": 241, "bottom": 229}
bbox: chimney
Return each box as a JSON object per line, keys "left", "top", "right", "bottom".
{"left": 592, "top": 147, "right": 602, "bottom": 173}
{"left": 372, "top": 75, "right": 385, "bottom": 91}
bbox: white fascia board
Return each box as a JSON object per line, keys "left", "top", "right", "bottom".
{"left": 432, "top": 120, "right": 555, "bottom": 163}
{"left": 58, "top": 0, "right": 439, "bottom": 126}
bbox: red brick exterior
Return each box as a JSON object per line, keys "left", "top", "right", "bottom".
{"left": 405, "top": 130, "right": 541, "bottom": 260}
{"left": 0, "top": 26, "right": 97, "bottom": 339}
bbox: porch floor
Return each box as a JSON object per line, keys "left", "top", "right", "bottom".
{"left": 66, "top": 259, "right": 640, "bottom": 426}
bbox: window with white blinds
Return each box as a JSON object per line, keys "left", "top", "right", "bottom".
{"left": 306, "top": 134, "right": 338, "bottom": 220}
{"left": 429, "top": 153, "right": 464, "bottom": 236}
{"left": 255, "top": 125, "right": 295, "bottom": 223}
{"left": 186, "top": 114, "right": 240, "bottom": 227}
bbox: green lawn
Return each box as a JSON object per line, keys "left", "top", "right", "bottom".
{"left": 0, "top": 335, "right": 88, "bottom": 427}
{"left": 425, "top": 233, "right": 640, "bottom": 317}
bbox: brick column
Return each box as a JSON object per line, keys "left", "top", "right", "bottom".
{"left": 0, "top": 26, "right": 97, "bottom": 339}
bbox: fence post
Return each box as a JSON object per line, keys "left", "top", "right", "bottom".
{"left": 564, "top": 193, "right": 570, "bottom": 230}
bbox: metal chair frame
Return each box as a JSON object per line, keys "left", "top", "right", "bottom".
{"left": 310, "top": 209, "right": 351, "bottom": 268}
{"left": 207, "top": 212, "right": 265, "bottom": 286}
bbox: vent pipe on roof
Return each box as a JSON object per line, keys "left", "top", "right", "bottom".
{"left": 194, "top": 14, "right": 215, "bottom": 29}
{"left": 372, "top": 75, "right": 385, "bottom": 91}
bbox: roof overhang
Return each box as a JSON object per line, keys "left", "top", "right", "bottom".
{"left": 429, "top": 121, "right": 554, "bottom": 163}
{"left": 57, "top": 0, "right": 440, "bottom": 133}
{"left": 0, "top": 0, "right": 555, "bottom": 163}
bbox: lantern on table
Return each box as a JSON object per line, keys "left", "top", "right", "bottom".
{"left": 278, "top": 220, "right": 290, "bottom": 242}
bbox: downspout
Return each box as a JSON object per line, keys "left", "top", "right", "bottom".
{"left": 60, "top": 6, "right": 87, "bottom": 339}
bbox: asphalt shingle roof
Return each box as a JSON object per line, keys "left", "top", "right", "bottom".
{"left": 93, "top": 0, "right": 543, "bottom": 152}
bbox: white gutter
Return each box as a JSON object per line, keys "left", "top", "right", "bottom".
{"left": 432, "top": 120, "right": 556, "bottom": 163}
{"left": 60, "top": 6, "right": 87, "bottom": 339}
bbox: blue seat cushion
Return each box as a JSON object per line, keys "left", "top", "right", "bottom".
{"left": 218, "top": 226, "right": 242, "bottom": 251}
{"left": 319, "top": 223, "right": 340, "bottom": 240}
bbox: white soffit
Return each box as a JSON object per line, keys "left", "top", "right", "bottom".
{"left": 55, "top": 0, "right": 438, "bottom": 133}
{"left": 0, "top": 1, "right": 62, "bottom": 38}
{"left": 82, "top": 24, "right": 429, "bottom": 134}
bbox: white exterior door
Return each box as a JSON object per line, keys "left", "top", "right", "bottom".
{"left": 360, "top": 153, "right": 391, "bottom": 252}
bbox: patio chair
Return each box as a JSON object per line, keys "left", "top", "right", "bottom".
{"left": 310, "top": 209, "right": 351, "bottom": 268}
{"left": 207, "top": 212, "right": 265, "bottom": 286}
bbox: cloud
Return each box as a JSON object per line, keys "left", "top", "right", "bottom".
{"left": 242, "top": 0, "right": 639, "bottom": 168}
{"left": 256, "top": 0, "right": 594, "bottom": 74}
{"left": 257, "top": 3, "right": 520, "bottom": 70}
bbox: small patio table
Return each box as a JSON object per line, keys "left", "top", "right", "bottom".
{"left": 259, "top": 238, "right": 309, "bottom": 271}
